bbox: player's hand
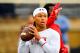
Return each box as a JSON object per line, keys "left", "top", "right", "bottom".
{"left": 50, "top": 2, "right": 62, "bottom": 18}
{"left": 55, "top": 7, "right": 62, "bottom": 15}
{"left": 49, "top": 7, "right": 62, "bottom": 20}
{"left": 28, "top": 25, "right": 41, "bottom": 41}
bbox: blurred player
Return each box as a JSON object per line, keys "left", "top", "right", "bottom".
{"left": 18, "top": 7, "right": 61, "bottom": 53}
{"left": 44, "top": 3, "right": 68, "bottom": 53}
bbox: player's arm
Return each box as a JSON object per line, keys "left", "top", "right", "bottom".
{"left": 47, "top": 10, "right": 56, "bottom": 27}
{"left": 47, "top": 3, "right": 62, "bottom": 27}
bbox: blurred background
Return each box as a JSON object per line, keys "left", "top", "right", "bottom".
{"left": 0, "top": 0, "right": 80, "bottom": 53}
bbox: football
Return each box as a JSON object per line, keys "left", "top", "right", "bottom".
{"left": 20, "top": 26, "right": 34, "bottom": 41}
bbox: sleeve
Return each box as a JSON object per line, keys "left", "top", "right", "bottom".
{"left": 47, "top": 2, "right": 60, "bottom": 28}
{"left": 47, "top": 10, "right": 56, "bottom": 27}
{"left": 38, "top": 29, "right": 60, "bottom": 53}
{"left": 18, "top": 38, "right": 30, "bottom": 53}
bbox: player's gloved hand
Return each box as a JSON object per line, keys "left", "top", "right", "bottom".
{"left": 49, "top": 2, "right": 62, "bottom": 18}
{"left": 47, "top": 2, "right": 62, "bottom": 27}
